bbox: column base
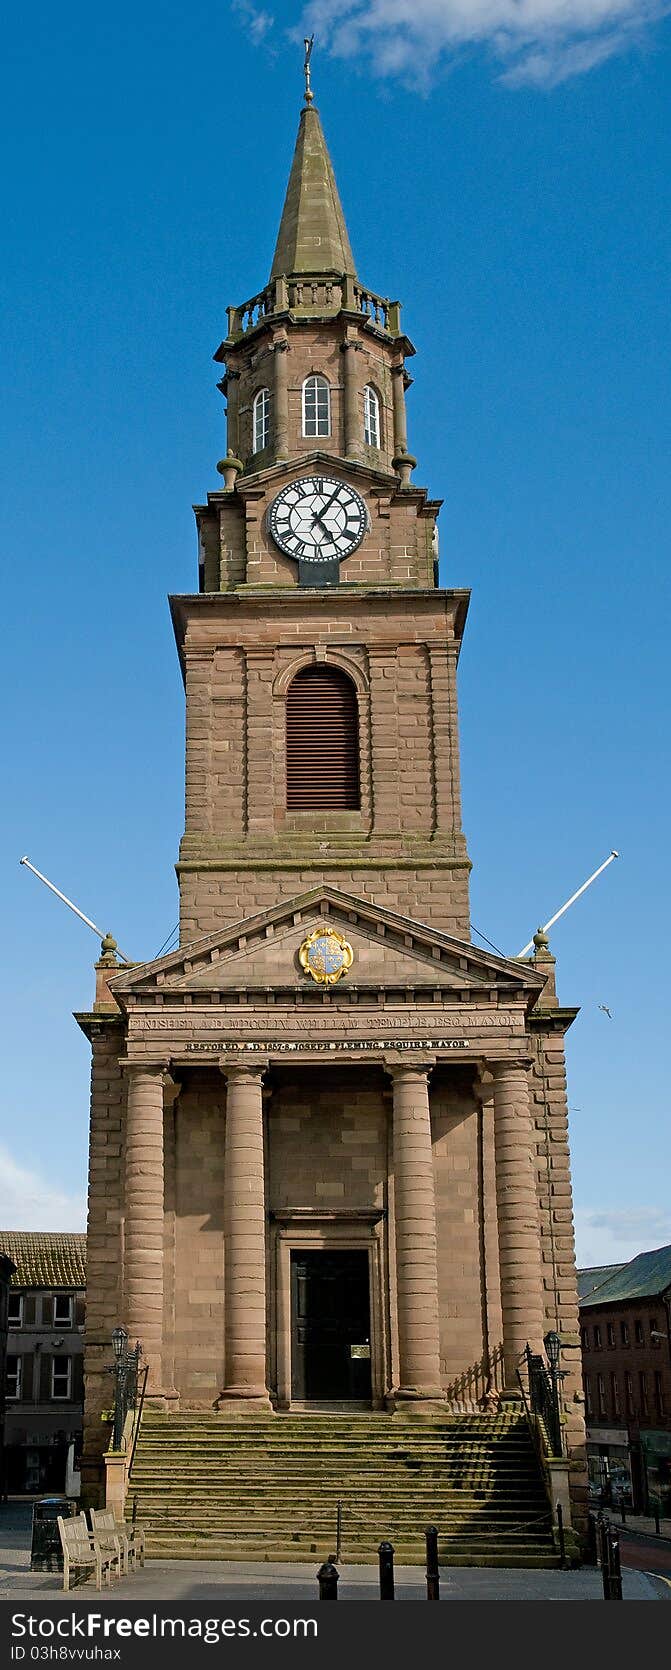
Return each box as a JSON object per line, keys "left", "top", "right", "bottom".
{"left": 216, "top": 1389, "right": 274, "bottom": 1415}
{"left": 389, "top": 1389, "right": 448, "bottom": 1417}
{"left": 143, "top": 1389, "right": 180, "bottom": 1413}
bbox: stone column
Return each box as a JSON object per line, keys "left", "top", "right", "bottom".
{"left": 123, "top": 1061, "right": 171, "bottom": 1403}
{"left": 491, "top": 1059, "right": 545, "bottom": 1389}
{"left": 391, "top": 362, "right": 408, "bottom": 454}
{"left": 341, "top": 339, "right": 362, "bottom": 459}
{"left": 272, "top": 337, "right": 289, "bottom": 459}
{"left": 225, "top": 369, "right": 240, "bottom": 458}
{"left": 388, "top": 1061, "right": 445, "bottom": 1412}
{"left": 218, "top": 1062, "right": 272, "bottom": 1412}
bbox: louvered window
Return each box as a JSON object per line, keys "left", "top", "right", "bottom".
{"left": 286, "top": 666, "right": 360, "bottom": 810}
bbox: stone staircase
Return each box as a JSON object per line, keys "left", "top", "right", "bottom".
{"left": 128, "top": 1411, "right": 557, "bottom": 1565}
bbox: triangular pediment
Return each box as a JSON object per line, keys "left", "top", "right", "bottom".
{"left": 109, "top": 887, "right": 544, "bottom": 1008}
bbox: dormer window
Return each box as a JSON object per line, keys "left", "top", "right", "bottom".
{"left": 253, "top": 387, "right": 271, "bottom": 453}
{"left": 302, "top": 374, "right": 330, "bottom": 438}
{"left": 363, "top": 384, "right": 380, "bottom": 448}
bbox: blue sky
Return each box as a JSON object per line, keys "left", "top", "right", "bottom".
{"left": 1, "top": 2, "right": 670, "bottom": 1266}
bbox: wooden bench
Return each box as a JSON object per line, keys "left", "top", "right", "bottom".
{"left": 90, "top": 1509, "right": 145, "bottom": 1574}
{"left": 57, "top": 1513, "right": 120, "bottom": 1592}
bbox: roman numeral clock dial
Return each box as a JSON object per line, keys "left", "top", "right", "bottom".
{"left": 268, "top": 476, "right": 368, "bottom": 585}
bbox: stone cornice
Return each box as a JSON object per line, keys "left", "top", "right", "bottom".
{"left": 73, "top": 1010, "right": 124, "bottom": 1042}
{"left": 528, "top": 1006, "right": 579, "bottom": 1034}
{"left": 170, "top": 586, "right": 471, "bottom": 676}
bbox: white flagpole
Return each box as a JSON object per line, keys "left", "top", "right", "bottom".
{"left": 19, "top": 856, "right": 131, "bottom": 963}
{"left": 516, "top": 850, "right": 619, "bottom": 958}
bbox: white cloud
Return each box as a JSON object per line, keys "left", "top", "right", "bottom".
{"left": 233, "top": 0, "right": 276, "bottom": 42}
{"left": 0, "top": 1146, "right": 86, "bottom": 1233}
{"left": 575, "top": 1204, "right": 671, "bottom": 1267}
{"left": 301, "top": 0, "right": 669, "bottom": 86}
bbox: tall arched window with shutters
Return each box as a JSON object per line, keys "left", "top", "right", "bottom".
{"left": 286, "top": 665, "right": 360, "bottom": 810}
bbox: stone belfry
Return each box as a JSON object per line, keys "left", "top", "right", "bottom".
{"left": 174, "top": 84, "right": 470, "bottom": 946}
{"left": 79, "top": 61, "right": 587, "bottom": 1551}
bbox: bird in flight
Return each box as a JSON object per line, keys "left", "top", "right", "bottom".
{"left": 597, "top": 1004, "right": 613, "bottom": 1020}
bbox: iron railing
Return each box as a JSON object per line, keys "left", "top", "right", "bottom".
{"left": 522, "top": 1344, "right": 563, "bottom": 1457}
{"left": 111, "top": 1341, "right": 142, "bottom": 1452}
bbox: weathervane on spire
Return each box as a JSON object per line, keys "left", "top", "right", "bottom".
{"left": 303, "top": 34, "right": 315, "bottom": 105}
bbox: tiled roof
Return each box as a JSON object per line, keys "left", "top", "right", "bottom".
{"left": 580, "top": 1244, "right": 671, "bottom": 1309}
{"left": 0, "top": 1232, "right": 86, "bottom": 1289}
{"left": 577, "top": 1264, "right": 627, "bottom": 1302}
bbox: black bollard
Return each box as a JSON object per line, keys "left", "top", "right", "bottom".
{"left": 378, "top": 1541, "right": 395, "bottom": 1600}
{"left": 425, "top": 1525, "right": 439, "bottom": 1601}
{"left": 317, "top": 1559, "right": 339, "bottom": 1600}
{"left": 654, "top": 1502, "right": 661, "bottom": 1536}
{"left": 598, "top": 1516, "right": 610, "bottom": 1598}
{"left": 600, "top": 1521, "right": 623, "bottom": 1600}
{"left": 608, "top": 1525, "right": 623, "bottom": 1600}
{"left": 556, "top": 1502, "right": 566, "bottom": 1569}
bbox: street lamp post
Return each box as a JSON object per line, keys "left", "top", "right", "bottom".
{"left": 109, "top": 1328, "right": 141, "bottom": 1452}
{"left": 111, "top": 1328, "right": 128, "bottom": 1451}
{"left": 544, "top": 1330, "right": 562, "bottom": 1457}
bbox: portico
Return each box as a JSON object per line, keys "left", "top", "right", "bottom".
{"left": 82, "top": 888, "right": 550, "bottom": 1420}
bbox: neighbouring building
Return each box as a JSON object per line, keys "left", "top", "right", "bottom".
{"left": 0, "top": 1251, "right": 16, "bottom": 1499}
{"left": 0, "top": 1233, "right": 86, "bottom": 1494}
{"left": 75, "top": 64, "right": 587, "bottom": 1551}
{"left": 579, "top": 1246, "right": 671, "bottom": 1513}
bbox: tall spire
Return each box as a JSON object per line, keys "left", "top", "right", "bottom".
{"left": 269, "top": 58, "right": 357, "bottom": 282}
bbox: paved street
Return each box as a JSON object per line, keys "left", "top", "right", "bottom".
{"left": 0, "top": 1502, "right": 661, "bottom": 1601}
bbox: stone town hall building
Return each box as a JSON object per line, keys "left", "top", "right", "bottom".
{"left": 78, "top": 78, "right": 587, "bottom": 1549}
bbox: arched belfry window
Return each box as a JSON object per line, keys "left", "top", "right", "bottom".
{"left": 363, "top": 384, "right": 381, "bottom": 448}
{"left": 253, "top": 387, "right": 271, "bottom": 453}
{"left": 302, "top": 374, "right": 331, "bottom": 438}
{"left": 286, "top": 665, "right": 360, "bottom": 810}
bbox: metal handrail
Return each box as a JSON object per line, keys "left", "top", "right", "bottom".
{"left": 128, "top": 1363, "right": 149, "bottom": 1476}
{"left": 522, "top": 1344, "right": 562, "bottom": 1457}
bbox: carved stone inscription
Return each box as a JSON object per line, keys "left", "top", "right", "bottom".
{"left": 130, "top": 1008, "right": 523, "bottom": 1042}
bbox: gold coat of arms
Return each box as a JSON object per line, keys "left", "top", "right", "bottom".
{"left": 298, "top": 927, "right": 354, "bottom": 986}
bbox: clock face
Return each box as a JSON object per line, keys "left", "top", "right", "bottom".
{"left": 268, "top": 476, "right": 368, "bottom": 565}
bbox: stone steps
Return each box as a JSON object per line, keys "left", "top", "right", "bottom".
{"left": 128, "top": 1411, "right": 556, "bottom": 1567}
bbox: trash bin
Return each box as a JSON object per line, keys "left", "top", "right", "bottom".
{"left": 30, "top": 1496, "right": 75, "bottom": 1572}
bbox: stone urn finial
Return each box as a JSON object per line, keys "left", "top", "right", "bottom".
{"left": 99, "top": 932, "right": 118, "bottom": 966}
{"left": 392, "top": 449, "right": 417, "bottom": 488}
{"left": 216, "top": 454, "right": 244, "bottom": 492}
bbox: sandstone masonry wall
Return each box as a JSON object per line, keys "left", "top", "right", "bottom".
{"left": 81, "top": 1027, "right": 124, "bottom": 1506}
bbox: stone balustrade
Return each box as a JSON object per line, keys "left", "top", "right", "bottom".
{"left": 226, "top": 274, "right": 402, "bottom": 340}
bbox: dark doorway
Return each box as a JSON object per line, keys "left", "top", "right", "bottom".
{"left": 290, "top": 1249, "right": 372, "bottom": 1402}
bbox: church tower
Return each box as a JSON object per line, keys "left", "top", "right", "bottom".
{"left": 174, "top": 93, "right": 470, "bottom": 946}
{"left": 78, "top": 67, "right": 587, "bottom": 1555}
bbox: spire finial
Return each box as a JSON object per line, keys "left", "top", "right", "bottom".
{"left": 303, "top": 34, "right": 315, "bottom": 105}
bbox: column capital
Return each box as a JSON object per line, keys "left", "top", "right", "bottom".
{"left": 383, "top": 1054, "right": 436, "bottom": 1080}
{"left": 120, "top": 1058, "right": 172, "bottom": 1078}
{"left": 219, "top": 1055, "right": 269, "bottom": 1082}
{"left": 489, "top": 1056, "right": 534, "bottom": 1078}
